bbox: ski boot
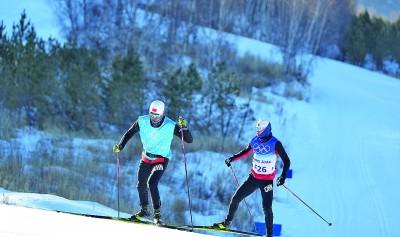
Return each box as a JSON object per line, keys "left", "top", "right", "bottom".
{"left": 130, "top": 205, "right": 149, "bottom": 221}
{"left": 153, "top": 208, "right": 163, "bottom": 226}
{"left": 212, "top": 220, "right": 231, "bottom": 229}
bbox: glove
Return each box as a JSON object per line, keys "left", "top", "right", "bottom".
{"left": 276, "top": 175, "right": 286, "bottom": 186}
{"left": 225, "top": 157, "right": 233, "bottom": 167}
{"left": 178, "top": 116, "right": 187, "bottom": 128}
{"left": 113, "top": 144, "right": 121, "bottom": 153}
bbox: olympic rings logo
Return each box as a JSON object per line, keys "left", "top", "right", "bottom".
{"left": 252, "top": 143, "right": 271, "bottom": 154}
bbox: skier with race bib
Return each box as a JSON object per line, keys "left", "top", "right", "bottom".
{"left": 112, "top": 100, "right": 193, "bottom": 225}
{"left": 213, "top": 119, "right": 291, "bottom": 237}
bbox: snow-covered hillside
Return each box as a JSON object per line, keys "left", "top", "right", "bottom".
{"left": 266, "top": 58, "right": 400, "bottom": 237}
{"left": 1, "top": 2, "right": 400, "bottom": 237}
{"left": 1, "top": 55, "right": 399, "bottom": 237}
{"left": 0, "top": 202, "right": 207, "bottom": 237}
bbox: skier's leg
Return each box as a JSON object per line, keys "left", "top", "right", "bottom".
{"left": 148, "top": 160, "right": 168, "bottom": 215}
{"left": 259, "top": 180, "right": 274, "bottom": 237}
{"left": 225, "top": 175, "right": 258, "bottom": 223}
{"left": 136, "top": 160, "right": 152, "bottom": 211}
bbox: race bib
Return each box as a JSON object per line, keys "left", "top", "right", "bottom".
{"left": 252, "top": 155, "right": 276, "bottom": 175}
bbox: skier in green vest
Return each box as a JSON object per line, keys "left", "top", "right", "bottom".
{"left": 113, "top": 100, "right": 193, "bottom": 224}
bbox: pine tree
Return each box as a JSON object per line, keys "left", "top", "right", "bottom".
{"left": 1, "top": 12, "right": 57, "bottom": 127}
{"left": 344, "top": 14, "right": 368, "bottom": 65}
{"left": 200, "top": 62, "right": 240, "bottom": 145}
{"left": 343, "top": 11, "right": 400, "bottom": 75}
{"left": 161, "top": 63, "right": 202, "bottom": 121}
{"left": 57, "top": 42, "right": 104, "bottom": 132}
{"left": 392, "top": 18, "right": 400, "bottom": 66}
{"left": 370, "top": 16, "right": 388, "bottom": 70}
{"left": 0, "top": 21, "right": 9, "bottom": 104}
{"left": 107, "top": 47, "right": 145, "bottom": 129}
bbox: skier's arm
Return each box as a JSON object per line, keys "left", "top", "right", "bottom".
{"left": 276, "top": 141, "right": 291, "bottom": 177}
{"left": 230, "top": 144, "right": 252, "bottom": 162}
{"left": 118, "top": 120, "right": 140, "bottom": 150}
{"left": 174, "top": 125, "right": 193, "bottom": 143}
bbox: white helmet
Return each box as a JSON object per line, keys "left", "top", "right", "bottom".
{"left": 256, "top": 119, "right": 271, "bottom": 137}
{"left": 149, "top": 100, "right": 165, "bottom": 115}
{"left": 256, "top": 119, "right": 270, "bottom": 130}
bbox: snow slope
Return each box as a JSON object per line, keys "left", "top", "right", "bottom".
{"left": 1, "top": 57, "right": 398, "bottom": 237}
{"left": 0, "top": 204, "right": 208, "bottom": 237}
{"left": 0, "top": 188, "right": 208, "bottom": 237}
{"left": 1, "top": 2, "right": 400, "bottom": 237}
{"left": 266, "top": 58, "right": 400, "bottom": 237}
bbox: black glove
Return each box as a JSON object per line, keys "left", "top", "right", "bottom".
{"left": 276, "top": 175, "right": 286, "bottom": 186}
{"left": 225, "top": 157, "right": 233, "bottom": 167}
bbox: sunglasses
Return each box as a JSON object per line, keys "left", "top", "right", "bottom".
{"left": 150, "top": 112, "right": 162, "bottom": 118}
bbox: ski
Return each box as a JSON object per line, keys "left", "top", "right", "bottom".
{"left": 55, "top": 210, "right": 262, "bottom": 236}
{"left": 182, "top": 225, "right": 263, "bottom": 236}
{"left": 55, "top": 210, "right": 193, "bottom": 233}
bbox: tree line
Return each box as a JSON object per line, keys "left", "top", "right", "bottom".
{"left": 341, "top": 11, "right": 400, "bottom": 76}
{"left": 0, "top": 12, "right": 253, "bottom": 145}
{"left": 3, "top": 2, "right": 398, "bottom": 139}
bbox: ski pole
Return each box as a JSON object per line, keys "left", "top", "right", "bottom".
{"left": 229, "top": 166, "right": 258, "bottom": 233}
{"left": 180, "top": 128, "right": 194, "bottom": 229}
{"left": 283, "top": 184, "right": 332, "bottom": 226}
{"left": 116, "top": 153, "right": 120, "bottom": 218}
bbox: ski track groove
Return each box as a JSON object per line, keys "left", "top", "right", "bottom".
{"left": 321, "top": 106, "right": 347, "bottom": 237}
{"left": 314, "top": 88, "right": 352, "bottom": 237}
{"left": 357, "top": 139, "right": 390, "bottom": 237}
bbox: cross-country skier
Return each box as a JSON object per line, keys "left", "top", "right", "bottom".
{"left": 213, "top": 119, "right": 291, "bottom": 237}
{"left": 112, "top": 100, "right": 193, "bottom": 225}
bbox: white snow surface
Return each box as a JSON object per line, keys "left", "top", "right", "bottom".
{"left": 0, "top": 203, "right": 208, "bottom": 237}
{"left": 271, "top": 58, "right": 400, "bottom": 237}
{"left": 1, "top": 2, "right": 400, "bottom": 237}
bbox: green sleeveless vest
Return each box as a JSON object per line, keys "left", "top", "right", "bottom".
{"left": 138, "top": 115, "right": 176, "bottom": 159}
